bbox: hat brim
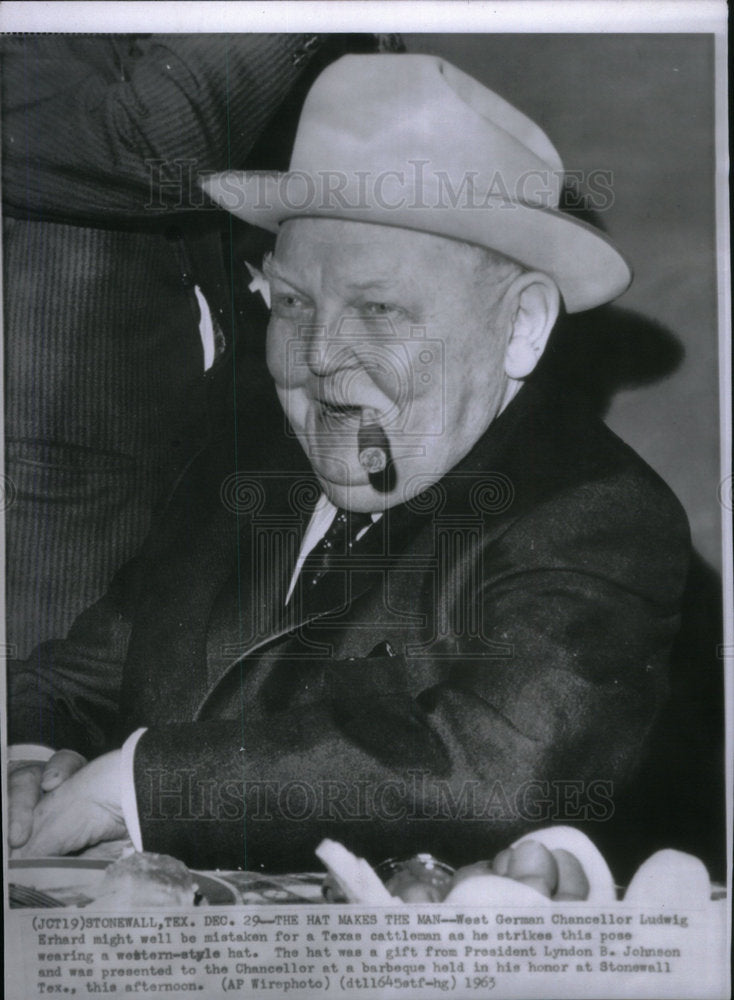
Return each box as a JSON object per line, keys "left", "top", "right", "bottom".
{"left": 201, "top": 171, "right": 631, "bottom": 313}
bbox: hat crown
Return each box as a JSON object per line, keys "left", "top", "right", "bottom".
{"left": 200, "top": 53, "right": 632, "bottom": 312}
{"left": 290, "top": 54, "right": 564, "bottom": 209}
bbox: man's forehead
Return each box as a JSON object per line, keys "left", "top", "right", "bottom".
{"left": 273, "top": 218, "right": 481, "bottom": 277}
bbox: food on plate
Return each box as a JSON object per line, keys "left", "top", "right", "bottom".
{"left": 321, "top": 871, "right": 349, "bottom": 903}
{"left": 492, "top": 840, "right": 559, "bottom": 897}
{"left": 511, "top": 825, "right": 616, "bottom": 903}
{"left": 316, "top": 839, "right": 395, "bottom": 904}
{"left": 90, "top": 851, "right": 198, "bottom": 908}
{"left": 550, "top": 848, "right": 591, "bottom": 901}
{"left": 317, "top": 829, "right": 712, "bottom": 907}
{"left": 624, "top": 849, "right": 711, "bottom": 906}
{"left": 446, "top": 827, "right": 600, "bottom": 902}
{"left": 385, "top": 878, "right": 440, "bottom": 903}
{"left": 379, "top": 855, "right": 455, "bottom": 902}
{"left": 448, "top": 860, "right": 494, "bottom": 886}
{"left": 444, "top": 871, "right": 553, "bottom": 905}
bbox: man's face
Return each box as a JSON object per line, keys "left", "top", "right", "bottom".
{"left": 265, "top": 218, "right": 513, "bottom": 511}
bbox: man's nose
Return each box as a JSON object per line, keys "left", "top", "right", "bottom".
{"left": 303, "top": 312, "right": 358, "bottom": 377}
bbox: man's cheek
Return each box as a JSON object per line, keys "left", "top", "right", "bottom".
{"left": 264, "top": 325, "right": 282, "bottom": 380}
{"left": 265, "top": 323, "right": 296, "bottom": 387}
{"left": 278, "top": 387, "right": 310, "bottom": 436}
{"left": 397, "top": 369, "right": 444, "bottom": 434}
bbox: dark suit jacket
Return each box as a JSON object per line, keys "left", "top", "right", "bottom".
{"left": 9, "top": 366, "right": 691, "bottom": 873}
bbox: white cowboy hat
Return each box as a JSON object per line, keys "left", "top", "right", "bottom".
{"left": 201, "top": 54, "right": 631, "bottom": 313}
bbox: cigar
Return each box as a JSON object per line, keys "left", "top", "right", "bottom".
{"left": 358, "top": 408, "right": 395, "bottom": 492}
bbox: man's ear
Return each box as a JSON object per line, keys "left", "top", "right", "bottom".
{"left": 503, "top": 272, "right": 560, "bottom": 380}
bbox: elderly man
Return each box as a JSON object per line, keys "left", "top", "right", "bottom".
{"left": 8, "top": 55, "right": 688, "bottom": 872}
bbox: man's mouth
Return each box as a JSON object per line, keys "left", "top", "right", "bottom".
{"left": 319, "top": 401, "right": 362, "bottom": 420}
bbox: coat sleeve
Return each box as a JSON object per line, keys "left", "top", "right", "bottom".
{"left": 131, "top": 471, "right": 691, "bottom": 871}
{"left": 6, "top": 571, "right": 134, "bottom": 761}
{"left": 1, "top": 34, "right": 319, "bottom": 222}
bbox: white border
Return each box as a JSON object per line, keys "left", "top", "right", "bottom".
{"left": 713, "top": 23, "right": 733, "bottom": 961}
{"left": 1, "top": 6, "right": 730, "bottom": 999}
{"left": 0, "top": 0, "right": 726, "bottom": 35}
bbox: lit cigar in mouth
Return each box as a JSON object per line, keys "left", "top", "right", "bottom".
{"left": 358, "top": 408, "right": 395, "bottom": 492}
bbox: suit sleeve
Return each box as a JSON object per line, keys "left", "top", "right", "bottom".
{"left": 6, "top": 566, "right": 135, "bottom": 760}
{"left": 1, "top": 34, "right": 319, "bottom": 222}
{"left": 131, "top": 472, "right": 691, "bottom": 871}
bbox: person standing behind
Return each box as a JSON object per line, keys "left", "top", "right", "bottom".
{"left": 2, "top": 33, "right": 326, "bottom": 657}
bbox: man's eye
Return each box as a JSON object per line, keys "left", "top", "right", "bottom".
{"left": 272, "top": 292, "right": 310, "bottom": 313}
{"left": 362, "top": 302, "right": 401, "bottom": 318}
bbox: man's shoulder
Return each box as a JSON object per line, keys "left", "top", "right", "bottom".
{"left": 455, "top": 380, "right": 692, "bottom": 602}
{"left": 486, "top": 379, "right": 688, "bottom": 528}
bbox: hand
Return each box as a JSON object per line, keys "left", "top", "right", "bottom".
{"left": 13, "top": 751, "right": 127, "bottom": 858}
{"left": 8, "top": 749, "right": 86, "bottom": 849}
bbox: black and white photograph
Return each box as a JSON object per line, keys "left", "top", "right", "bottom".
{"left": 2, "top": 3, "right": 730, "bottom": 998}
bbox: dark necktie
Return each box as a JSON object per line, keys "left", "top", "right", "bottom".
{"left": 294, "top": 507, "right": 374, "bottom": 617}
{"left": 302, "top": 507, "right": 374, "bottom": 585}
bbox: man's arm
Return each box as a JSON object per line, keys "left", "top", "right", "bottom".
{"left": 6, "top": 555, "right": 137, "bottom": 849}
{"left": 7, "top": 577, "right": 134, "bottom": 760}
{"left": 1, "top": 34, "right": 319, "bottom": 222}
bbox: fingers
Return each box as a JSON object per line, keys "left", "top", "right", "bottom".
{"left": 16, "top": 801, "right": 86, "bottom": 858}
{"left": 19, "top": 796, "right": 127, "bottom": 859}
{"left": 15, "top": 775, "right": 91, "bottom": 858}
{"left": 41, "top": 749, "right": 87, "bottom": 791}
{"left": 7, "top": 763, "right": 43, "bottom": 848}
{"left": 17, "top": 752, "right": 127, "bottom": 858}
{"left": 8, "top": 749, "right": 87, "bottom": 851}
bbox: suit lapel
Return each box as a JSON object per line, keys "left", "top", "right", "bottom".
{"left": 200, "top": 498, "right": 431, "bottom": 708}
{"left": 205, "top": 506, "right": 302, "bottom": 687}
